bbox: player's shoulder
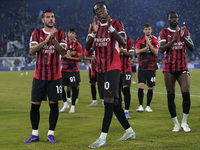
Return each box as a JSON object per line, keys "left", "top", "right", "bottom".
{"left": 111, "top": 19, "right": 123, "bottom": 25}
{"left": 160, "top": 28, "right": 168, "bottom": 32}
{"left": 135, "top": 36, "right": 145, "bottom": 43}
{"left": 151, "top": 35, "right": 158, "bottom": 40}
{"left": 127, "top": 36, "right": 133, "bottom": 41}
{"left": 32, "top": 28, "right": 42, "bottom": 33}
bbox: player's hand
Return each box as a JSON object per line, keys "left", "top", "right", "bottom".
{"left": 50, "top": 28, "right": 57, "bottom": 40}
{"left": 145, "top": 35, "right": 150, "bottom": 44}
{"left": 119, "top": 47, "right": 124, "bottom": 53}
{"left": 91, "top": 56, "right": 96, "bottom": 60}
{"left": 181, "top": 26, "right": 186, "bottom": 38}
{"left": 92, "top": 16, "right": 99, "bottom": 33}
{"left": 65, "top": 54, "right": 72, "bottom": 59}
{"left": 105, "top": 14, "right": 111, "bottom": 27}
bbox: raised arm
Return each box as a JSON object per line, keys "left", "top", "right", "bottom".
{"left": 181, "top": 26, "right": 195, "bottom": 51}
{"left": 145, "top": 36, "right": 158, "bottom": 55}
{"left": 85, "top": 16, "right": 99, "bottom": 50}
{"left": 159, "top": 28, "right": 178, "bottom": 53}
{"left": 106, "top": 15, "right": 126, "bottom": 47}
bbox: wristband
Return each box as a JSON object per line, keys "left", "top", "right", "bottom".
{"left": 108, "top": 26, "right": 115, "bottom": 33}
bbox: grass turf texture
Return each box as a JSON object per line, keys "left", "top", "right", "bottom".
{"left": 0, "top": 69, "right": 199, "bottom": 150}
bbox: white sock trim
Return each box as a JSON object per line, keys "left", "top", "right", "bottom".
{"left": 48, "top": 130, "right": 54, "bottom": 136}
{"left": 99, "top": 132, "right": 107, "bottom": 141}
{"left": 172, "top": 116, "right": 180, "bottom": 126}
{"left": 125, "top": 110, "right": 129, "bottom": 113}
{"left": 32, "top": 129, "right": 39, "bottom": 136}
{"left": 126, "top": 127, "right": 134, "bottom": 133}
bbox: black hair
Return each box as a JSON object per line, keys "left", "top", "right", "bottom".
{"left": 93, "top": 1, "right": 108, "bottom": 14}
{"left": 68, "top": 28, "right": 77, "bottom": 33}
{"left": 143, "top": 23, "right": 152, "bottom": 29}
{"left": 41, "top": 9, "right": 54, "bottom": 18}
{"left": 167, "top": 11, "right": 177, "bottom": 19}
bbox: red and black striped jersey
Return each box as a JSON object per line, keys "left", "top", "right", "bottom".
{"left": 62, "top": 39, "right": 82, "bottom": 72}
{"left": 88, "top": 19, "right": 125, "bottom": 73}
{"left": 120, "top": 36, "right": 134, "bottom": 74}
{"left": 84, "top": 47, "right": 96, "bottom": 78}
{"left": 30, "top": 28, "right": 67, "bottom": 80}
{"left": 159, "top": 27, "right": 190, "bottom": 72}
{"left": 135, "top": 35, "right": 158, "bottom": 70}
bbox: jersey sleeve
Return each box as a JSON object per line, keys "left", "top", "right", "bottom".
{"left": 185, "top": 29, "right": 192, "bottom": 40}
{"left": 127, "top": 37, "right": 134, "bottom": 53}
{"left": 159, "top": 29, "right": 166, "bottom": 43}
{"left": 114, "top": 21, "right": 125, "bottom": 34}
{"left": 59, "top": 30, "right": 67, "bottom": 48}
{"left": 153, "top": 36, "right": 159, "bottom": 49}
{"left": 29, "top": 30, "right": 38, "bottom": 48}
{"left": 84, "top": 49, "right": 89, "bottom": 56}
{"left": 76, "top": 42, "right": 83, "bottom": 53}
{"left": 135, "top": 38, "right": 141, "bottom": 49}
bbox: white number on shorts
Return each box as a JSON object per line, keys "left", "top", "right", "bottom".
{"left": 150, "top": 77, "right": 156, "bottom": 82}
{"left": 56, "top": 85, "right": 62, "bottom": 94}
{"left": 126, "top": 74, "right": 131, "bottom": 80}
{"left": 70, "top": 76, "right": 76, "bottom": 82}
{"left": 104, "top": 81, "right": 110, "bottom": 90}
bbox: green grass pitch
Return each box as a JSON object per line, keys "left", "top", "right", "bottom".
{"left": 0, "top": 69, "right": 199, "bottom": 150}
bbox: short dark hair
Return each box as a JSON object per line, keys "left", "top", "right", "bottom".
{"left": 41, "top": 9, "right": 54, "bottom": 18}
{"left": 143, "top": 23, "right": 152, "bottom": 29}
{"left": 68, "top": 28, "right": 77, "bottom": 33}
{"left": 93, "top": 1, "right": 108, "bottom": 14}
{"left": 167, "top": 11, "right": 177, "bottom": 19}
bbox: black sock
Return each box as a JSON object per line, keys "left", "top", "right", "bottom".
{"left": 91, "top": 84, "right": 96, "bottom": 100}
{"left": 67, "top": 89, "right": 71, "bottom": 98}
{"left": 138, "top": 88, "right": 144, "bottom": 105}
{"left": 30, "top": 103, "right": 40, "bottom": 130}
{"left": 182, "top": 92, "right": 191, "bottom": 114}
{"left": 71, "top": 87, "right": 78, "bottom": 105}
{"left": 167, "top": 93, "right": 176, "bottom": 118}
{"left": 102, "top": 103, "right": 114, "bottom": 133}
{"left": 114, "top": 99, "right": 130, "bottom": 130}
{"left": 49, "top": 103, "right": 59, "bottom": 130}
{"left": 62, "top": 87, "right": 67, "bottom": 102}
{"left": 122, "top": 87, "right": 131, "bottom": 110}
{"left": 147, "top": 89, "right": 153, "bottom": 106}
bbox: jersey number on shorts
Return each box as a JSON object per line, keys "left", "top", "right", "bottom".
{"left": 104, "top": 81, "right": 110, "bottom": 90}
{"left": 70, "top": 76, "right": 76, "bottom": 82}
{"left": 150, "top": 77, "right": 156, "bottom": 82}
{"left": 126, "top": 74, "right": 131, "bottom": 81}
{"left": 56, "top": 85, "right": 62, "bottom": 94}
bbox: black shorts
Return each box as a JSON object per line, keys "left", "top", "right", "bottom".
{"left": 62, "top": 71, "right": 80, "bottom": 87}
{"left": 97, "top": 70, "right": 120, "bottom": 99}
{"left": 138, "top": 70, "right": 156, "bottom": 87}
{"left": 132, "top": 66, "right": 136, "bottom": 73}
{"left": 119, "top": 72, "right": 132, "bottom": 88}
{"left": 31, "top": 78, "right": 62, "bottom": 102}
{"left": 163, "top": 69, "right": 190, "bottom": 80}
{"left": 89, "top": 68, "right": 97, "bottom": 83}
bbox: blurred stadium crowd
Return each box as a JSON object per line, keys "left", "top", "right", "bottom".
{"left": 0, "top": 0, "right": 200, "bottom": 66}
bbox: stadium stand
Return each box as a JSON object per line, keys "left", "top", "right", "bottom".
{"left": 0, "top": 0, "right": 200, "bottom": 68}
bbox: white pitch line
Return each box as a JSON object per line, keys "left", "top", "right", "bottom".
{"left": 130, "top": 90, "right": 200, "bottom": 98}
